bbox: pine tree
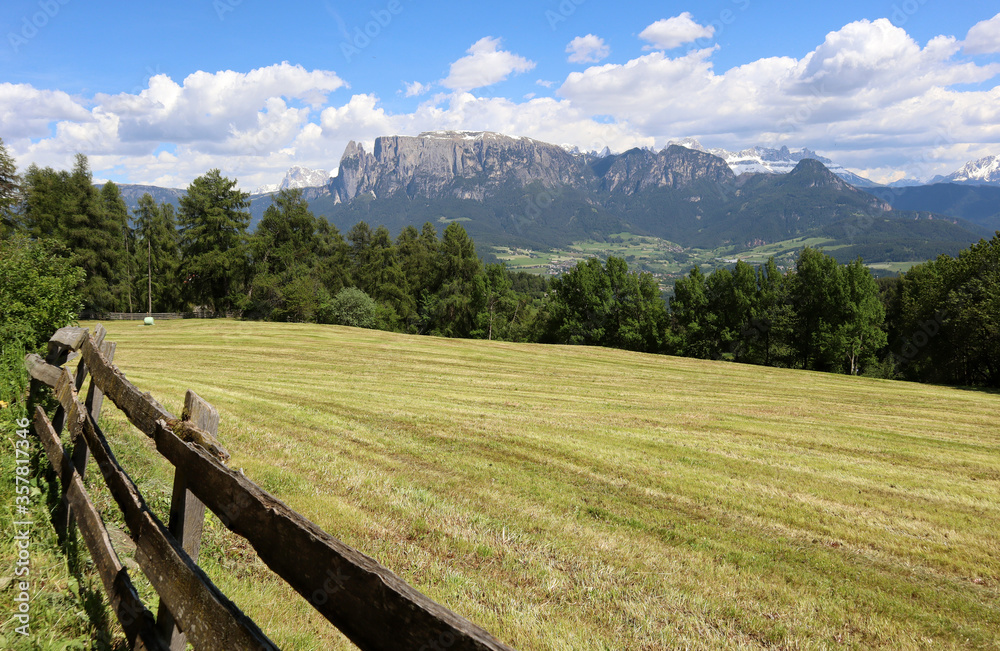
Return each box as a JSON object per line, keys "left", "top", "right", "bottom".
{"left": 840, "top": 258, "right": 887, "bottom": 375}
{"left": 178, "top": 169, "right": 251, "bottom": 313}
{"left": 0, "top": 137, "right": 21, "bottom": 235}
{"left": 60, "top": 156, "right": 126, "bottom": 313}
{"left": 20, "top": 164, "right": 69, "bottom": 240}
{"left": 100, "top": 181, "right": 133, "bottom": 312}
{"left": 134, "top": 194, "right": 181, "bottom": 312}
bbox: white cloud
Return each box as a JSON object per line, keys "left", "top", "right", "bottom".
{"left": 0, "top": 84, "right": 91, "bottom": 140}
{"left": 639, "top": 13, "right": 715, "bottom": 50}
{"left": 442, "top": 37, "right": 535, "bottom": 91}
{"left": 567, "top": 34, "right": 610, "bottom": 64}
{"left": 403, "top": 81, "right": 432, "bottom": 97}
{"left": 6, "top": 17, "right": 1000, "bottom": 189}
{"left": 99, "top": 63, "right": 346, "bottom": 146}
{"left": 559, "top": 18, "right": 1000, "bottom": 179}
{"left": 963, "top": 13, "right": 1000, "bottom": 55}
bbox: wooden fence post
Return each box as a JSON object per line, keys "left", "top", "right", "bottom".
{"left": 156, "top": 389, "right": 220, "bottom": 650}
{"left": 54, "top": 326, "right": 108, "bottom": 540}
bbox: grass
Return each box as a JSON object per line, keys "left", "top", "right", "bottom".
{"left": 32, "top": 319, "right": 1000, "bottom": 648}
{"left": 0, "top": 342, "right": 120, "bottom": 650}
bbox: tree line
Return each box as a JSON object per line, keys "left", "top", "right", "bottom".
{"left": 1, "top": 142, "right": 996, "bottom": 388}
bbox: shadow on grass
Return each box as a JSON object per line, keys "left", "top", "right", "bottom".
{"left": 40, "top": 443, "right": 126, "bottom": 650}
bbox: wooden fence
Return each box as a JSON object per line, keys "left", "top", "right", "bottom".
{"left": 26, "top": 325, "right": 516, "bottom": 651}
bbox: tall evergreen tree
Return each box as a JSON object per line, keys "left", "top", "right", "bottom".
{"left": 431, "top": 222, "right": 484, "bottom": 337}
{"left": 133, "top": 194, "right": 181, "bottom": 312}
{"left": 20, "top": 164, "right": 69, "bottom": 241}
{"left": 100, "top": 181, "right": 134, "bottom": 312}
{"left": 789, "top": 247, "right": 849, "bottom": 371}
{"left": 840, "top": 258, "right": 887, "bottom": 375}
{"left": 0, "top": 137, "right": 21, "bottom": 235}
{"left": 177, "top": 169, "right": 251, "bottom": 313}
{"left": 59, "top": 156, "right": 126, "bottom": 313}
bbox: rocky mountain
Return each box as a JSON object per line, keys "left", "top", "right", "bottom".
{"left": 330, "top": 131, "right": 590, "bottom": 202}
{"left": 932, "top": 154, "right": 1000, "bottom": 185}
{"left": 595, "top": 145, "right": 735, "bottom": 194}
{"left": 112, "top": 130, "right": 987, "bottom": 262}
{"left": 254, "top": 165, "right": 332, "bottom": 194}
{"left": 304, "top": 132, "right": 984, "bottom": 257}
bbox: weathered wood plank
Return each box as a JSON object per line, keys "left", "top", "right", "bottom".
{"left": 49, "top": 326, "right": 89, "bottom": 349}
{"left": 48, "top": 368, "right": 278, "bottom": 651}
{"left": 33, "top": 407, "right": 167, "bottom": 651}
{"left": 152, "top": 419, "right": 516, "bottom": 651}
{"left": 24, "top": 353, "right": 63, "bottom": 387}
{"left": 157, "top": 389, "right": 218, "bottom": 650}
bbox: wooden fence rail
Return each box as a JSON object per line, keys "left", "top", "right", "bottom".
{"left": 27, "top": 325, "right": 515, "bottom": 651}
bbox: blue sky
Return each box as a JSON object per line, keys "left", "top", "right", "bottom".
{"left": 2, "top": 0, "right": 999, "bottom": 189}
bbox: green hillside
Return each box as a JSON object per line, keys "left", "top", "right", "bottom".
{"left": 74, "top": 319, "right": 998, "bottom": 649}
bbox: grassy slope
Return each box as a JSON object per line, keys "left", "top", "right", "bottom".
{"left": 76, "top": 319, "right": 998, "bottom": 650}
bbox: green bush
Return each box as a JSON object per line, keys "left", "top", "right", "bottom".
{"left": 0, "top": 235, "right": 84, "bottom": 353}
{"left": 322, "top": 287, "right": 377, "bottom": 328}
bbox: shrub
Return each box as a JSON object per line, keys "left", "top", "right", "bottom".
{"left": 322, "top": 286, "right": 377, "bottom": 328}
{"left": 0, "top": 234, "right": 84, "bottom": 353}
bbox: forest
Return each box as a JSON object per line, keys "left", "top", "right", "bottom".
{"left": 2, "top": 144, "right": 998, "bottom": 388}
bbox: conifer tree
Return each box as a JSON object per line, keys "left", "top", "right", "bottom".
{"left": 178, "top": 169, "right": 250, "bottom": 313}
{"left": 133, "top": 194, "right": 181, "bottom": 312}
{"left": 0, "top": 137, "right": 21, "bottom": 235}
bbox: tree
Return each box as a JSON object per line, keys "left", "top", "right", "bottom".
{"left": 840, "top": 258, "right": 887, "bottom": 375}
{"left": 397, "top": 222, "right": 442, "bottom": 333}
{"left": 246, "top": 189, "right": 329, "bottom": 321}
{"left": 789, "top": 247, "right": 849, "bottom": 372}
{"left": 472, "top": 263, "right": 518, "bottom": 341}
{"left": 60, "top": 156, "right": 128, "bottom": 313}
{"left": 669, "top": 266, "right": 711, "bottom": 358}
{"left": 100, "top": 181, "right": 134, "bottom": 312}
{"left": 133, "top": 194, "right": 181, "bottom": 312}
{"left": 0, "top": 137, "right": 21, "bottom": 236}
{"left": 178, "top": 169, "right": 251, "bottom": 313}
{"left": 429, "top": 222, "right": 484, "bottom": 338}
{"left": 548, "top": 256, "right": 667, "bottom": 352}
{"left": 20, "top": 164, "right": 68, "bottom": 239}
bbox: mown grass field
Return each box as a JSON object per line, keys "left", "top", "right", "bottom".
{"left": 70, "top": 319, "right": 999, "bottom": 649}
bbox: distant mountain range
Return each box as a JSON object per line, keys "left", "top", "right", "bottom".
{"left": 254, "top": 165, "right": 332, "bottom": 194}
{"left": 930, "top": 154, "right": 1000, "bottom": 185}
{"left": 110, "top": 131, "right": 997, "bottom": 264}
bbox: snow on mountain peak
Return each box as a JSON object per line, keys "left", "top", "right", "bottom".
{"left": 254, "top": 166, "right": 331, "bottom": 194}
{"left": 945, "top": 154, "right": 1000, "bottom": 184}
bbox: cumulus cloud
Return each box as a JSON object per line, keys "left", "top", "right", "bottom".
{"left": 963, "top": 13, "right": 1000, "bottom": 55}
{"left": 403, "top": 81, "right": 432, "bottom": 97}
{"left": 639, "top": 13, "right": 715, "bottom": 50}
{"left": 567, "top": 34, "right": 611, "bottom": 63}
{"left": 559, "top": 18, "right": 1000, "bottom": 178}
{"left": 442, "top": 37, "right": 535, "bottom": 91}
{"left": 0, "top": 84, "right": 91, "bottom": 140}
{"left": 99, "top": 63, "right": 346, "bottom": 146}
